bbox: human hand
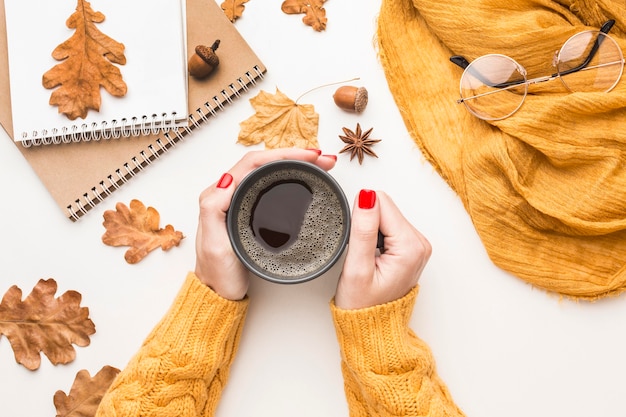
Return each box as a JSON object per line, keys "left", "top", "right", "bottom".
{"left": 334, "top": 190, "right": 431, "bottom": 310}
{"left": 194, "top": 148, "right": 337, "bottom": 300}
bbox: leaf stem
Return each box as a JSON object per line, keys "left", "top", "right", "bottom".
{"left": 295, "top": 77, "right": 360, "bottom": 104}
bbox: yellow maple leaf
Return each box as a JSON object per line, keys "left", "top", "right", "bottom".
{"left": 237, "top": 89, "right": 319, "bottom": 149}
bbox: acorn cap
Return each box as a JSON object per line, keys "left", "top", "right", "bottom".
{"left": 195, "top": 42, "right": 220, "bottom": 67}
{"left": 353, "top": 86, "right": 368, "bottom": 113}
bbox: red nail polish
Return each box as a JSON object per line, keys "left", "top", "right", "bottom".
{"left": 217, "top": 173, "right": 233, "bottom": 189}
{"left": 322, "top": 154, "right": 337, "bottom": 161}
{"left": 358, "top": 189, "right": 376, "bottom": 209}
{"left": 306, "top": 148, "right": 322, "bottom": 155}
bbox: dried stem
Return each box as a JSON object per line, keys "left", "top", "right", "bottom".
{"left": 295, "top": 77, "right": 360, "bottom": 104}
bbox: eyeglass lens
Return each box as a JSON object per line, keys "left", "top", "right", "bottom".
{"left": 459, "top": 55, "right": 528, "bottom": 120}
{"left": 557, "top": 31, "right": 624, "bottom": 93}
{"left": 458, "top": 30, "right": 624, "bottom": 120}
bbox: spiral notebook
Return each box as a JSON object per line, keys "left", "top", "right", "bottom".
{"left": 4, "top": 0, "right": 189, "bottom": 146}
{"left": 0, "top": 0, "right": 266, "bottom": 221}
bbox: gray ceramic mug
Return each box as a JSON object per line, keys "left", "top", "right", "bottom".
{"left": 226, "top": 160, "right": 351, "bottom": 284}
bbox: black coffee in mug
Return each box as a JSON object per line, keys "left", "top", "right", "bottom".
{"left": 250, "top": 180, "right": 313, "bottom": 250}
{"left": 227, "top": 160, "right": 350, "bottom": 284}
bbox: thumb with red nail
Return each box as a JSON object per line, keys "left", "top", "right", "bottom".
{"left": 334, "top": 189, "right": 431, "bottom": 310}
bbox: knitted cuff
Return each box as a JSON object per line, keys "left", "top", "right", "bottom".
{"left": 95, "top": 273, "right": 250, "bottom": 416}
{"left": 142, "top": 272, "right": 249, "bottom": 363}
{"left": 330, "top": 286, "right": 426, "bottom": 374}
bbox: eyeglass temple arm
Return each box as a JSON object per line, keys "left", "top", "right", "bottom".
{"left": 554, "top": 19, "right": 615, "bottom": 77}
{"left": 450, "top": 55, "right": 470, "bottom": 70}
{"left": 449, "top": 55, "right": 512, "bottom": 88}
{"left": 449, "top": 20, "right": 616, "bottom": 87}
{"left": 600, "top": 19, "right": 616, "bottom": 33}
{"left": 450, "top": 55, "right": 524, "bottom": 89}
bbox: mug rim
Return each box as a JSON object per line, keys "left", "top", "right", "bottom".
{"left": 226, "top": 159, "right": 350, "bottom": 284}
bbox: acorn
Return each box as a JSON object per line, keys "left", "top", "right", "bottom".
{"left": 333, "top": 86, "right": 368, "bottom": 113}
{"left": 188, "top": 40, "right": 220, "bottom": 79}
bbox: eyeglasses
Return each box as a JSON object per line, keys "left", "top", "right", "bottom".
{"left": 450, "top": 20, "right": 625, "bottom": 120}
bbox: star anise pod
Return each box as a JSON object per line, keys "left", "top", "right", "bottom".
{"left": 338, "top": 123, "right": 381, "bottom": 164}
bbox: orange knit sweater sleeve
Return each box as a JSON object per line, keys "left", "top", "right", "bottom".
{"left": 330, "top": 286, "right": 465, "bottom": 417}
{"left": 95, "top": 272, "right": 249, "bottom": 417}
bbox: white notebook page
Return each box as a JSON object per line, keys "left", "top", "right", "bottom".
{"left": 4, "top": 0, "right": 188, "bottom": 142}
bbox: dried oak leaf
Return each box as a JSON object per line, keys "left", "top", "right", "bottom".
{"left": 238, "top": 89, "right": 319, "bottom": 149}
{"left": 102, "top": 199, "right": 184, "bottom": 264}
{"left": 281, "top": 0, "right": 327, "bottom": 31}
{"left": 221, "top": 0, "right": 249, "bottom": 22}
{"left": 42, "top": 0, "right": 127, "bottom": 120}
{"left": 0, "top": 279, "right": 95, "bottom": 371}
{"left": 54, "top": 366, "right": 120, "bottom": 417}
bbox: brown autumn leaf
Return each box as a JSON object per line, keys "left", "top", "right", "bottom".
{"left": 238, "top": 89, "right": 319, "bottom": 149}
{"left": 221, "top": 0, "right": 249, "bottom": 22}
{"left": 42, "top": 0, "right": 127, "bottom": 120}
{"left": 102, "top": 199, "right": 184, "bottom": 264}
{"left": 54, "top": 366, "right": 120, "bottom": 417}
{"left": 281, "top": 0, "right": 327, "bottom": 31}
{"left": 0, "top": 279, "right": 95, "bottom": 371}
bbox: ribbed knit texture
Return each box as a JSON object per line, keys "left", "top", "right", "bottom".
{"left": 95, "top": 274, "right": 459, "bottom": 416}
{"left": 95, "top": 272, "right": 249, "bottom": 417}
{"left": 331, "top": 287, "right": 465, "bottom": 417}
{"left": 377, "top": 0, "right": 626, "bottom": 299}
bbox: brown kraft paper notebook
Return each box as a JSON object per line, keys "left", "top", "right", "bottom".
{"left": 0, "top": 0, "right": 266, "bottom": 221}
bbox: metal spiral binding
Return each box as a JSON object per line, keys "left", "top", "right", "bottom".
{"left": 66, "top": 65, "right": 265, "bottom": 222}
{"left": 20, "top": 111, "right": 182, "bottom": 148}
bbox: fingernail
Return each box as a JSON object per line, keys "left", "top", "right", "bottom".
{"left": 322, "top": 154, "right": 337, "bottom": 161}
{"left": 306, "top": 148, "right": 322, "bottom": 155}
{"left": 358, "top": 189, "right": 376, "bottom": 209}
{"left": 217, "top": 173, "right": 233, "bottom": 189}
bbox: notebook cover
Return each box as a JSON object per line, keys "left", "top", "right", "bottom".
{"left": 0, "top": 0, "right": 266, "bottom": 221}
{"left": 5, "top": 0, "right": 189, "bottom": 144}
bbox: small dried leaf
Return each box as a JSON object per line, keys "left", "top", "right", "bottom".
{"left": 238, "top": 89, "right": 319, "bottom": 149}
{"left": 42, "top": 0, "right": 127, "bottom": 120}
{"left": 0, "top": 279, "right": 95, "bottom": 371}
{"left": 281, "top": 0, "right": 307, "bottom": 14}
{"left": 281, "top": 0, "right": 327, "bottom": 31}
{"left": 221, "top": 0, "right": 249, "bottom": 22}
{"left": 102, "top": 199, "right": 184, "bottom": 264}
{"left": 54, "top": 366, "right": 120, "bottom": 417}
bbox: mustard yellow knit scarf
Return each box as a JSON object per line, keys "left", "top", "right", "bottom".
{"left": 377, "top": 0, "right": 626, "bottom": 299}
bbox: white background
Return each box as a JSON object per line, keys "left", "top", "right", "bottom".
{"left": 2, "top": 1, "right": 626, "bottom": 416}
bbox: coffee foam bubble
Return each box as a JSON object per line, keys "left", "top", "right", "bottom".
{"left": 236, "top": 168, "right": 346, "bottom": 280}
